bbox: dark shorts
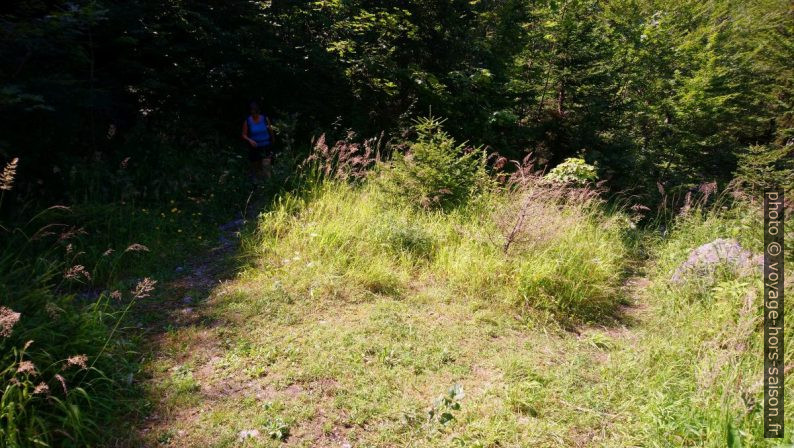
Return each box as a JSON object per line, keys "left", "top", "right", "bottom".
{"left": 248, "top": 144, "right": 273, "bottom": 162}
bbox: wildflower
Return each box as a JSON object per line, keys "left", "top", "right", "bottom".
{"left": 125, "top": 243, "right": 150, "bottom": 253}
{"left": 66, "top": 354, "right": 88, "bottom": 369}
{"left": 0, "top": 157, "right": 19, "bottom": 191}
{"left": 17, "top": 360, "right": 37, "bottom": 375}
{"left": 64, "top": 265, "right": 92, "bottom": 281}
{"left": 110, "top": 290, "right": 122, "bottom": 301}
{"left": 23, "top": 340, "right": 33, "bottom": 351}
{"left": 120, "top": 157, "right": 130, "bottom": 169}
{"left": 33, "top": 382, "right": 50, "bottom": 395}
{"left": 132, "top": 277, "right": 157, "bottom": 299}
{"left": 55, "top": 374, "right": 68, "bottom": 393}
{"left": 65, "top": 243, "right": 73, "bottom": 254}
{"left": 103, "top": 248, "right": 115, "bottom": 256}
{"left": 0, "top": 306, "right": 21, "bottom": 337}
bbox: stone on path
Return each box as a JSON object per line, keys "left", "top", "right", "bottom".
{"left": 670, "top": 238, "right": 762, "bottom": 284}
{"left": 238, "top": 429, "right": 260, "bottom": 441}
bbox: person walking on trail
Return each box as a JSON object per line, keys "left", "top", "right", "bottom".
{"left": 241, "top": 101, "right": 275, "bottom": 180}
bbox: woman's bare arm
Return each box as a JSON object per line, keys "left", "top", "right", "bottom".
{"left": 242, "top": 121, "right": 256, "bottom": 146}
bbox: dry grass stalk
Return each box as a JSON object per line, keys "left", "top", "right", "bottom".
{"left": 54, "top": 374, "right": 67, "bottom": 394}
{"left": 64, "top": 265, "right": 92, "bottom": 281}
{"left": 0, "top": 157, "right": 19, "bottom": 191}
{"left": 303, "top": 132, "right": 383, "bottom": 181}
{"left": 132, "top": 277, "right": 157, "bottom": 299}
{"left": 0, "top": 306, "right": 21, "bottom": 337}
{"left": 495, "top": 155, "right": 604, "bottom": 253}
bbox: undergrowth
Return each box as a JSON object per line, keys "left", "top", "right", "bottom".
{"left": 0, "top": 145, "right": 256, "bottom": 446}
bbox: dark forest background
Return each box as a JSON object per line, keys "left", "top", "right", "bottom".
{"left": 2, "top": 0, "right": 792, "bottom": 207}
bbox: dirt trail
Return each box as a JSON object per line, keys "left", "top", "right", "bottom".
{"left": 134, "top": 186, "right": 267, "bottom": 444}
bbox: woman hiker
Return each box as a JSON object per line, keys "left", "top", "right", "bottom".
{"left": 241, "top": 101, "right": 275, "bottom": 180}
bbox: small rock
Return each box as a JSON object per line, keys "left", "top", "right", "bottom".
{"left": 238, "top": 429, "right": 260, "bottom": 441}
{"left": 182, "top": 307, "right": 193, "bottom": 314}
{"left": 671, "top": 238, "right": 762, "bottom": 284}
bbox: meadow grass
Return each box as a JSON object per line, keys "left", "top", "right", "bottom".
{"left": 5, "top": 138, "right": 789, "bottom": 446}
{"left": 141, "top": 177, "right": 638, "bottom": 447}
{"left": 141, "top": 176, "right": 793, "bottom": 447}
{"left": 584, "top": 200, "right": 794, "bottom": 447}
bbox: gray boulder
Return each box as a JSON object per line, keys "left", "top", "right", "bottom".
{"left": 671, "top": 238, "right": 762, "bottom": 284}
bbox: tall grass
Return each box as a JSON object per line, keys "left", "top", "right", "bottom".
{"left": 591, "top": 195, "right": 794, "bottom": 446}
{"left": 0, "top": 206, "right": 156, "bottom": 446}
{"left": 249, "top": 121, "right": 629, "bottom": 324}
{"left": 0, "top": 146, "right": 254, "bottom": 446}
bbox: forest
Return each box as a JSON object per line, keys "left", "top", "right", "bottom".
{"left": 1, "top": 0, "right": 793, "bottom": 446}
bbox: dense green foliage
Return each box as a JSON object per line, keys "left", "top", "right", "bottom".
{"left": 2, "top": 0, "right": 791, "bottom": 202}
{"left": 544, "top": 157, "right": 597, "bottom": 186}
{"left": 379, "top": 117, "right": 489, "bottom": 210}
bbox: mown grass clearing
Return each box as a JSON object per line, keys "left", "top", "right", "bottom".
{"left": 139, "top": 177, "right": 637, "bottom": 447}
{"left": 137, "top": 175, "right": 792, "bottom": 447}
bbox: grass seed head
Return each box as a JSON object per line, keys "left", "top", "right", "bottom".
{"left": 0, "top": 306, "right": 21, "bottom": 337}
{"left": 0, "top": 157, "right": 19, "bottom": 191}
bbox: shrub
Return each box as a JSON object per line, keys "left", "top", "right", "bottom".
{"left": 380, "top": 116, "right": 489, "bottom": 210}
{"left": 544, "top": 158, "right": 598, "bottom": 186}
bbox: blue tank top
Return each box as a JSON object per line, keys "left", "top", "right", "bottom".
{"left": 247, "top": 115, "right": 271, "bottom": 147}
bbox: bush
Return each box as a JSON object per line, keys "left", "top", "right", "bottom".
{"left": 544, "top": 158, "right": 598, "bottom": 186}
{"left": 380, "top": 117, "right": 489, "bottom": 210}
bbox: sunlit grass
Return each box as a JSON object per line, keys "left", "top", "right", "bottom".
{"left": 143, "top": 179, "right": 793, "bottom": 447}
